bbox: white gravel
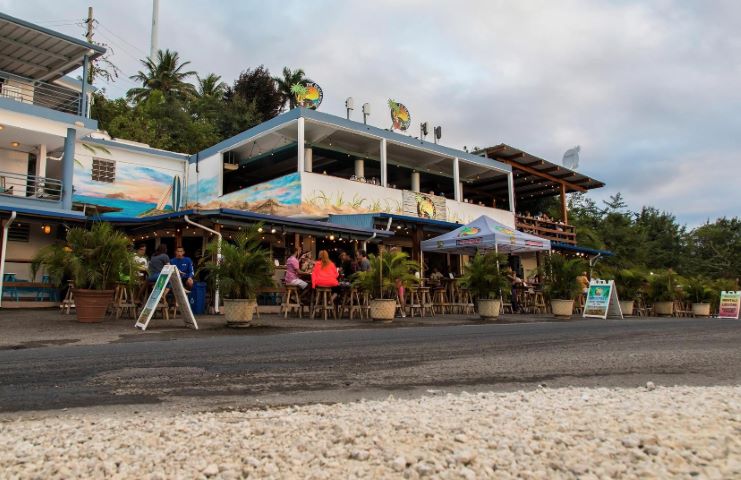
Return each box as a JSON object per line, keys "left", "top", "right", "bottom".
{"left": 1, "top": 385, "right": 739, "bottom": 479}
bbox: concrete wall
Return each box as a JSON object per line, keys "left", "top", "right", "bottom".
{"left": 3, "top": 220, "right": 59, "bottom": 281}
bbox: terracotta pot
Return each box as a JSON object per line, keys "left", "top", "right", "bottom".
{"left": 551, "top": 299, "right": 574, "bottom": 318}
{"left": 653, "top": 301, "right": 674, "bottom": 316}
{"left": 369, "top": 299, "right": 396, "bottom": 322}
{"left": 691, "top": 303, "right": 711, "bottom": 317}
{"left": 620, "top": 300, "right": 635, "bottom": 316}
{"left": 73, "top": 289, "right": 114, "bottom": 323}
{"left": 224, "top": 298, "right": 256, "bottom": 327}
{"left": 477, "top": 299, "right": 501, "bottom": 320}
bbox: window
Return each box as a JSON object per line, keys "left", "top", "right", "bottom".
{"left": 91, "top": 158, "right": 115, "bottom": 183}
{"left": 8, "top": 223, "right": 30, "bottom": 242}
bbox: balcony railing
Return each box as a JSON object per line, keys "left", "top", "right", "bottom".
{"left": 0, "top": 171, "right": 62, "bottom": 202}
{"left": 516, "top": 214, "right": 576, "bottom": 245}
{"left": 0, "top": 71, "right": 82, "bottom": 116}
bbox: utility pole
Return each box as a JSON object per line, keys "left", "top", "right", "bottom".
{"left": 85, "top": 6, "right": 94, "bottom": 43}
{"left": 150, "top": 0, "right": 160, "bottom": 60}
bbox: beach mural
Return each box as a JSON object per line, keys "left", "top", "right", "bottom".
{"left": 73, "top": 158, "right": 182, "bottom": 217}
{"left": 186, "top": 172, "right": 302, "bottom": 215}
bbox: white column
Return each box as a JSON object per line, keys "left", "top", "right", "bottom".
{"left": 453, "top": 157, "right": 461, "bottom": 201}
{"left": 411, "top": 171, "right": 420, "bottom": 192}
{"left": 507, "top": 171, "right": 515, "bottom": 212}
{"left": 297, "top": 117, "right": 305, "bottom": 173}
{"left": 380, "top": 138, "right": 387, "bottom": 187}
{"left": 36, "top": 144, "right": 47, "bottom": 178}
{"left": 304, "top": 147, "right": 313, "bottom": 172}
{"left": 354, "top": 158, "right": 364, "bottom": 178}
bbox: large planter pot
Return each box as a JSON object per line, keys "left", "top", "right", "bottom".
{"left": 369, "top": 299, "right": 396, "bottom": 322}
{"left": 620, "top": 300, "right": 635, "bottom": 316}
{"left": 653, "top": 301, "right": 674, "bottom": 316}
{"left": 224, "top": 298, "right": 256, "bottom": 327}
{"left": 551, "top": 299, "right": 574, "bottom": 319}
{"left": 691, "top": 302, "right": 711, "bottom": 317}
{"left": 477, "top": 299, "right": 501, "bottom": 320}
{"left": 73, "top": 289, "right": 114, "bottom": 323}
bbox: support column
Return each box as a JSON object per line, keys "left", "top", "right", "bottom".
{"left": 175, "top": 229, "right": 183, "bottom": 248}
{"left": 62, "top": 128, "right": 76, "bottom": 210}
{"left": 297, "top": 117, "right": 305, "bottom": 173}
{"left": 411, "top": 171, "right": 420, "bottom": 192}
{"left": 560, "top": 183, "right": 568, "bottom": 223}
{"left": 453, "top": 157, "right": 461, "bottom": 201}
{"left": 304, "top": 147, "right": 313, "bottom": 172}
{"left": 507, "top": 171, "right": 516, "bottom": 213}
{"left": 36, "top": 144, "right": 47, "bottom": 178}
{"left": 80, "top": 55, "right": 89, "bottom": 116}
{"left": 354, "top": 158, "right": 364, "bottom": 178}
{"left": 380, "top": 138, "right": 387, "bottom": 187}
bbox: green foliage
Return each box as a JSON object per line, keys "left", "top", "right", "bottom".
{"left": 351, "top": 250, "right": 419, "bottom": 299}
{"left": 543, "top": 254, "right": 585, "bottom": 300}
{"left": 646, "top": 270, "right": 682, "bottom": 303}
{"left": 197, "top": 225, "right": 274, "bottom": 299}
{"left": 32, "top": 223, "right": 136, "bottom": 290}
{"left": 612, "top": 268, "right": 646, "bottom": 301}
{"left": 684, "top": 277, "right": 714, "bottom": 304}
{"left": 127, "top": 49, "right": 197, "bottom": 103}
{"left": 274, "top": 67, "right": 313, "bottom": 110}
{"left": 459, "top": 252, "right": 509, "bottom": 299}
{"left": 228, "top": 65, "right": 284, "bottom": 121}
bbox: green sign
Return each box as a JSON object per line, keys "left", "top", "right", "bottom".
{"left": 583, "top": 280, "right": 623, "bottom": 319}
{"left": 135, "top": 265, "right": 198, "bottom": 331}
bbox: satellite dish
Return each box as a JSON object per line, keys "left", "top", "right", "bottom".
{"left": 562, "top": 145, "right": 581, "bottom": 170}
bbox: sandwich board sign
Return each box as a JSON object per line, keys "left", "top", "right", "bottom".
{"left": 583, "top": 279, "right": 623, "bottom": 319}
{"left": 717, "top": 291, "right": 740, "bottom": 319}
{"left": 135, "top": 265, "right": 198, "bottom": 331}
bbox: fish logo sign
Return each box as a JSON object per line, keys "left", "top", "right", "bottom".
{"left": 458, "top": 226, "right": 480, "bottom": 237}
{"left": 292, "top": 82, "right": 323, "bottom": 109}
{"left": 388, "top": 99, "right": 411, "bottom": 131}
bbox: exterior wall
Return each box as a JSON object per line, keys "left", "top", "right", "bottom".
{"left": 72, "top": 142, "right": 187, "bottom": 217}
{"left": 0, "top": 149, "right": 30, "bottom": 196}
{"left": 3, "top": 222, "right": 58, "bottom": 281}
{"left": 185, "top": 153, "right": 221, "bottom": 208}
{"left": 187, "top": 171, "right": 302, "bottom": 215}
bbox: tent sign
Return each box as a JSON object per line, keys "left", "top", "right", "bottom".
{"left": 135, "top": 265, "right": 198, "bottom": 331}
{"left": 718, "top": 291, "right": 741, "bottom": 319}
{"left": 583, "top": 280, "right": 623, "bottom": 319}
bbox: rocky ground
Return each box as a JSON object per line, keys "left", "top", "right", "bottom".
{"left": 1, "top": 385, "right": 739, "bottom": 479}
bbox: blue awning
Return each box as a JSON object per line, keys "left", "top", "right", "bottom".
{"left": 551, "top": 241, "right": 614, "bottom": 257}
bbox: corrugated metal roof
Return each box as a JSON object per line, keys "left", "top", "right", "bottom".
{"left": 0, "top": 12, "right": 105, "bottom": 81}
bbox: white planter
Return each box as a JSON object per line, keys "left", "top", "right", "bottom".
{"left": 369, "top": 299, "right": 396, "bottom": 322}
{"left": 691, "top": 302, "right": 711, "bottom": 317}
{"left": 619, "top": 300, "right": 635, "bottom": 316}
{"left": 477, "top": 299, "right": 501, "bottom": 320}
{"left": 653, "top": 301, "right": 674, "bottom": 316}
{"left": 551, "top": 299, "right": 574, "bottom": 318}
{"left": 224, "top": 298, "right": 256, "bottom": 327}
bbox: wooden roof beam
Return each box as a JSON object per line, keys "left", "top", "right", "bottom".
{"left": 509, "top": 162, "right": 586, "bottom": 192}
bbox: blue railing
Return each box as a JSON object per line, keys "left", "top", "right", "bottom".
{"left": 0, "top": 70, "right": 82, "bottom": 116}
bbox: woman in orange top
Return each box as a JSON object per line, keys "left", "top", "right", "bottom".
{"left": 311, "top": 250, "right": 339, "bottom": 289}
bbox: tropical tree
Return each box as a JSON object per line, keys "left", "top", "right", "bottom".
{"left": 127, "top": 49, "right": 197, "bottom": 103}
{"left": 197, "top": 73, "right": 227, "bottom": 99}
{"left": 273, "top": 67, "right": 312, "bottom": 111}
{"left": 227, "top": 65, "right": 284, "bottom": 121}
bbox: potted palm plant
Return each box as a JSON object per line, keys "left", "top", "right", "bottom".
{"left": 614, "top": 268, "right": 645, "bottom": 316}
{"left": 686, "top": 276, "right": 713, "bottom": 317}
{"left": 352, "top": 249, "right": 418, "bottom": 322}
{"left": 198, "top": 225, "right": 274, "bottom": 327}
{"left": 647, "top": 270, "right": 680, "bottom": 316}
{"left": 543, "top": 254, "right": 585, "bottom": 318}
{"left": 32, "top": 222, "right": 137, "bottom": 323}
{"left": 459, "top": 251, "right": 508, "bottom": 320}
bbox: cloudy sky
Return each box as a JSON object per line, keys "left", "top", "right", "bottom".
{"left": 4, "top": 0, "right": 739, "bottom": 226}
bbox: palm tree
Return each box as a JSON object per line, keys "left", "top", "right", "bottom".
{"left": 197, "top": 73, "right": 227, "bottom": 99}
{"left": 273, "top": 67, "right": 312, "bottom": 111}
{"left": 127, "top": 49, "right": 197, "bottom": 103}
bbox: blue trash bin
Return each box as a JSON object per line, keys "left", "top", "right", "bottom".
{"left": 189, "top": 281, "right": 207, "bottom": 314}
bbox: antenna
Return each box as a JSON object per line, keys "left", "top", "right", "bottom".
{"left": 434, "top": 126, "right": 442, "bottom": 144}
{"left": 345, "top": 97, "right": 354, "bottom": 120}
{"left": 420, "top": 122, "right": 429, "bottom": 140}
{"left": 362, "top": 103, "right": 371, "bottom": 124}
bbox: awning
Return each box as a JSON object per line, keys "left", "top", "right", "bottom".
{"left": 421, "top": 215, "right": 551, "bottom": 254}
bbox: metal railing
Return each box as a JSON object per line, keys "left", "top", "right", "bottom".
{"left": 0, "top": 71, "right": 82, "bottom": 116}
{"left": 0, "top": 170, "right": 62, "bottom": 201}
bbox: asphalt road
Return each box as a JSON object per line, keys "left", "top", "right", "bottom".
{"left": 0, "top": 317, "right": 739, "bottom": 413}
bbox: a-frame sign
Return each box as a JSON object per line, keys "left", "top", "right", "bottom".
{"left": 135, "top": 265, "right": 198, "bottom": 331}
{"left": 583, "top": 279, "right": 623, "bottom": 319}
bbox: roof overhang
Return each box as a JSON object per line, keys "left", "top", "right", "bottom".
{"left": 0, "top": 12, "right": 105, "bottom": 82}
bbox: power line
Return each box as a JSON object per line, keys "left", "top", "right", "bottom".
{"left": 97, "top": 21, "right": 149, "bottom": 56}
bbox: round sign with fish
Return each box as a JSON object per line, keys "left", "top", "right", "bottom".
{"left": 292, "top": 82, "right": 323, "bottom": 109}
{"left": 388, "top": 99, "right": 411, "bottom": 131}
{"left": 458, "top": 226, "right": 480, "bottom": 237}
{"left": 416, "top": 195, "right": 436, "bottom": 218}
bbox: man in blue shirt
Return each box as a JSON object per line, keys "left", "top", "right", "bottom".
{"left": 171, "top": 246, "right": 194, "bottom": 290}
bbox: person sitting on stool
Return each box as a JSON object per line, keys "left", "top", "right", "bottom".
{"left": 171, "top": 246, "right": 194, "bottom": 291}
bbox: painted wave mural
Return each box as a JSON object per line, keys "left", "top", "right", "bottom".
{"left": 186, "top": 172, "right": 301, "bottom": 216}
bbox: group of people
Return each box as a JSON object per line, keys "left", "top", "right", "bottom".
{"left": 133, "top": 244, "right": 195, "bottom": 293}
{"left": 284, "top": 247, "right": 371, "bottom": 293}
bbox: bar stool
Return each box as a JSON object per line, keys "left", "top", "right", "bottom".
{"left": 60, "top": 280, "right": 75, "bottom": 314}
{"left": 311, "top": 287, "right": 336, "bottom": 320}
{"left": 417, "top": 287, "right": 435, "bottom": 317}
{"left": 532, "top": 291, "right": 547, "bottom": 314}
{"left": 408, "top": 287, "right": 423, "bottom": 317}
{"left": 112, "top": 283, "right": 138, "bottom": 319}
{"left": 432, "top": 287, "right": 450, "bottom": 314}
{"left": 360, "top": 290, "right": 372, "bottom": 319}
{"left": 339, "top": 287, "right": 364, "bottom": 320}
{"left": 281, "top": 285, "right": 303, "bottom": 318}
{"left": 458, "top": 287, "right": 475, "bottom": 315}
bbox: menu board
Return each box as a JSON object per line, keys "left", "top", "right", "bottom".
{"left": 718, "top": 291, "right": 741, "bottom": 319}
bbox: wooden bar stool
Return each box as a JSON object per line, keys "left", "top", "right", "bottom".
{"left": 311, "top": 287, "right": 336, "bottom": 320}
{"left": 418, "top": 287, "right": 435, "bottom": 317}
{"left": 458, "top": 288, "right": 475, "bottom": 315}
{"left": 281, "top": 285, "right": 303, "bottom": 318}
{"left": 432, "top": 287, "right": 450, "bottom": 314}
{"left": 408, "top": 287, "right": 424, "bottom": 317}
{"left": 113, "top": 283, "right": 138, "bottom": 319}
{"left": 59, "top": 281, "right": 75, "bottom": 314}
{"left": 532, "top": 291, "right": 547, "bottom": 314}
{"left": 339, "top": 287, "right": 364, "bottom": 320}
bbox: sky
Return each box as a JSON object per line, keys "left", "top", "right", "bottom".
{"left": 3, "top": 0, "right": 740, "bottom": 227}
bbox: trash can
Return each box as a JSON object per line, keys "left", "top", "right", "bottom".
{"left": 189, "top": 281, "right": 207, "bottom": 314}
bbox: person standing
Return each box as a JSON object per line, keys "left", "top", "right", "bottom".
{"left": 148, "top": 244, "right": 170, "bottom": 282}
{"left": 171, "top": 246, "right": 195, "bottom": 290}
{"left": 284, "top": 247, "right": 308, "bottom": 290}
{"left": 576, "top": 271, "right": 590, "bottom": 294}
